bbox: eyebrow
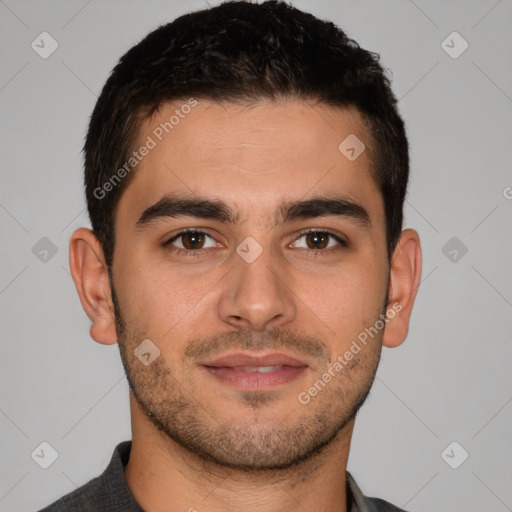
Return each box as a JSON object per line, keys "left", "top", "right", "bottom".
{"left": 135, "top": 193, "right": 371, "bottom": 231}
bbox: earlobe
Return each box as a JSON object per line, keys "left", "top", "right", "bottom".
{"left": 382, "top": 228, "right": 422, "bottom": 349}
{"left": 69, "top": 228, "right": 118, "bottom": 345}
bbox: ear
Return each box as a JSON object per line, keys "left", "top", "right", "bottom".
{"left": 69, "top": 227, "right": 118, "bottom": 345}
{"left": 382, "top": 228, "right": 422, "bottom": 348}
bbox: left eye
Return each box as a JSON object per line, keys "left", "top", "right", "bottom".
{"left": 291, "top": 231, "right": 345, "bottom": 250}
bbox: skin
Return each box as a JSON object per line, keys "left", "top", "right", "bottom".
{"left": 69, "top": 99, "right": 422, "bottom": 512}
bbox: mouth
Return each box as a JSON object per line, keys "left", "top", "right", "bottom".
{"left": 200, "top": 352, "right": 309, "bottom": 391}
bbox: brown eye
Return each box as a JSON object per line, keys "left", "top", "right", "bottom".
{"left": 165, "top": 230, "right": 217, "bottom": 253}
{"left": 291, "top": 230, "right": 346, "bottom": 252}
{"left": 181, "top": 231, "right": 205, "bottom": 249}
{"left": 305, "top": 232, "right": 330, "bottom": 249}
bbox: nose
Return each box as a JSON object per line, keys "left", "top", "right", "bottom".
{"left": 217, "top": 240, "right": 297, "bottom": 332}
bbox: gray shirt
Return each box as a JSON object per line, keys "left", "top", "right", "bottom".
{"left": 38, "top": 441, "right": 408, "bottom": 512}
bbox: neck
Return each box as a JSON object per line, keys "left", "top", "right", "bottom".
{"left": 124, "top": 394, "right": 353, "bottom": 512}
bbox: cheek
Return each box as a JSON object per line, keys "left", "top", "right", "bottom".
{"left": 117, "top": 260, "right": 220, "bottom": 337}
{"left": 298, "top": 263, "right": 385, "bottom": 336}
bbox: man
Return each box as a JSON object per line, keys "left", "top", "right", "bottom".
{"left": 40, "top": 1, "right": 421, "bottom": 510}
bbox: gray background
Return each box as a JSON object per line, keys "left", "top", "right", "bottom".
{"left": 1, "top": 0, "right": 511, "bottom": 510}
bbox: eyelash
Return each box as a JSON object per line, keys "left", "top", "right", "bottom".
{"left": 163, "top": 228, "right": 347, "bottom": 257}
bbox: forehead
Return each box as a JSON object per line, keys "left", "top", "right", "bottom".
{"left": 117, "top": 99, "right": 383, "bottom": 230}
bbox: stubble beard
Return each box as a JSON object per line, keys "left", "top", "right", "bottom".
{"left": 111, "top": 280, "right": 385, "bottom": 473}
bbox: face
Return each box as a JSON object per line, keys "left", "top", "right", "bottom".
{"left": 110, "top": 99, "right": 391, "bottom": 470}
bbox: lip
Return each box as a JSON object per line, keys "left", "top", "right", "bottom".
{"left": 200, "top": 352, "right": 309, "bottom": 368}
{"left": 200, "top": 352, "right": 309, "bottom": 391}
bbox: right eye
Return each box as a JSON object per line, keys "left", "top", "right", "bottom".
{"left": 163, "top": 229, "right": 221, "bottom": 256}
